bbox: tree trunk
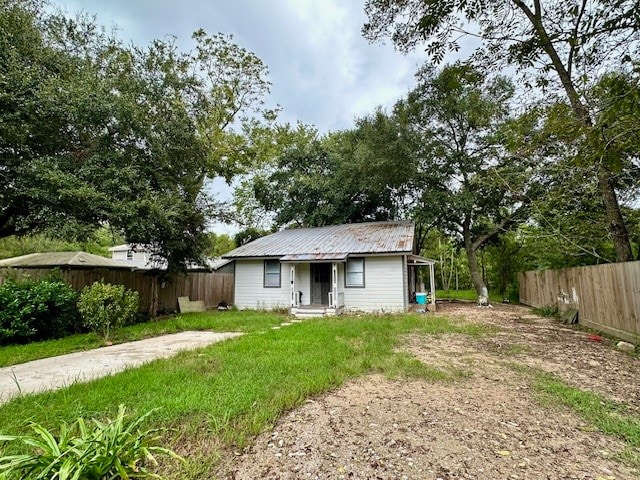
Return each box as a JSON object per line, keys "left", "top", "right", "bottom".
{"left": 465, "top": 244, "right": 486, "bottom": 296}
{"left": 463, "top": 223, "right": 486, "bottom": 295}
{"left": 597, "top": 168, "right": 634, "bottom": 262}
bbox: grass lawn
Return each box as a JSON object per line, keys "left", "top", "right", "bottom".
{"left": 0, "top": 311, "right": 491, "bottom": 477}
{"left": 436, "top": 289, "right": 503, "bottom": 303}
{"left": 0, "top": 310, "right": 285, "bottom": 368}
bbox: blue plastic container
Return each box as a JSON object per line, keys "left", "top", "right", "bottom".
{"left": 415, "top": 292, "right": 427, "bottom": 305}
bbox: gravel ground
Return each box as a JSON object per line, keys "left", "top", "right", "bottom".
{"left": 213, "top": 303, "right": 639, "bottom": 480}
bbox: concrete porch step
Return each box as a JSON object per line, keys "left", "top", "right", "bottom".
{"left": 291, "top": 306, "right": 338, "bottom": 318}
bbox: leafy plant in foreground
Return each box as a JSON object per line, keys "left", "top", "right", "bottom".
{"left": 78, "top": 281, "right": 139, "bottom": 343}
{"left": 0, "top": 405, "right": 183, "bottom": 479}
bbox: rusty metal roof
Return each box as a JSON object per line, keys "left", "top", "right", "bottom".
{"left": 223, "top": 221, "right": 415, "bottom": 259}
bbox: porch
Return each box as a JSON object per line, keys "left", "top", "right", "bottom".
{"left": 287, "top": 260, "right": 344, "bottom": 318}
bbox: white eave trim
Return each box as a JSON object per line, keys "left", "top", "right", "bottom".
{"left": 407, "top": 254, "right": 436, "bottom": 266}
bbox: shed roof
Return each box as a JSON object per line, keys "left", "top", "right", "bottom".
{"left": 223, "top": 221, "right": 415, "bottom": 259}
{"left": 0, "top": 252, "right": 136, "bottom": 269}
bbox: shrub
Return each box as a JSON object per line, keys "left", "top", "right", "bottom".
{"left": 78, "top": 281, "right": 139, "bottom": 342}
{"left": 0, "top": 405, "right": 183, "bottom": 479}
{"left": 0, "top": 275, "right": 80, "bottom": 344}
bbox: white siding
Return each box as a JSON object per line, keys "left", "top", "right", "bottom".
{"left": 110, "top": 249, "right": 151, "bottom": 268}
{"left": 343, "top": 256, "right": 407, "bottom": 313}
{"left": 112, "top": 250, "right": 128, "bottom": 262}
{"left": 234, "top": 260, "right": 290, "bottom": 310}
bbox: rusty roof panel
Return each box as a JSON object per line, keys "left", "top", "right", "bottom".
{"left": 280, "top": 253, "right": 349, "bottom": 262}
{"left": 223, "top": 221, "right": 415, "bottom": 259}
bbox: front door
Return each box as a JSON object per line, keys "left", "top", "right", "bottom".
{"left": 311, "top": 263, "right": 331, "bottom": 305}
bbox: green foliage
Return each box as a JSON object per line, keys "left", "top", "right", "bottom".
{"left": 421, "top": 231, "right": 472, "bottom": 290}
{"left": 0, "top": 227, "right": 123, "bottom": 260}
{"left": 233, "top": 227, "right": 272, "bottom": 246}
{"left": 532, "top": 306, "right": 559, "bottom": 318}
{"left": 364, "top": 0, "right": 639, "bottom": 262}
{"left": 0, "top": 1, "right": 274, "bottom": 271}
{"left": 400, "top": 63, "right": 536, "bottom": 294}
{"left": 240, "top": 109, "right": 420, "bottom": 229}
{"left": 78, "top": 282, "right": 139, "bottom": 342}
{"left": 0, "top": 275, "right": 80, "bottom": 344}
{"left": 0, "top": 405, "right": 183, "bottom": 479}
{"left": 205, "top": 232, "right": 236, "bottom": 257}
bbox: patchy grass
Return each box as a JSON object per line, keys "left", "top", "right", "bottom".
{"left": 504, "top": 362, "right": 640, "bottom": 465}
{"left": 0, "top": 310, "right": 285, "bottom": 367}
{"left": 532, "top": 305, "right": 559, "bottom": 318}
{"left": 535, "top": 373, "right": 640, "bottom": 449}
{"left": 0, "top": 312, "right": 492, "bottom": 477}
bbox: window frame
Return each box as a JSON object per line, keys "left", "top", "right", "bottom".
{"left": 263, "top": 259, "right": 282, "bottom": 288}
{"left": 344, "top": 257, "right": 365, "bottom": 288}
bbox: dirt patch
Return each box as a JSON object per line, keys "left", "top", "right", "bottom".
{"left": 214, "top": 303, "right": 640, "bottom": 479}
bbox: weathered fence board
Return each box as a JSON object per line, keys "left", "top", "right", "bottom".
{"left": 518, "top": 261, "right": 640, "bottom": 343}
{"left": 0, "top": 268, "right": 234, "bottom": 315}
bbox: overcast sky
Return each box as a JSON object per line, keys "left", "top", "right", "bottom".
{"left": 55, "top": 0, "right": 432, "bottom": 133}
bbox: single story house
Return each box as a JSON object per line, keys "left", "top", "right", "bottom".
{"left": 222, "top": 221, "right": 435, "bottom": 316}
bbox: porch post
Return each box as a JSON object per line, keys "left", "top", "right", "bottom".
{"left": 331, "top": 262, "right": 338, "bottom": 308}
{"left": 290, "top": 264, "right": 297, "bottom": 307}
{"left": 429, "top": 263, "right": 436, "bottom": 307}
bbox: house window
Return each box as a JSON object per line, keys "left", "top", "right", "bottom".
{"left": 345, "top": 257, "right": 365, "bottom": 287}
{"left": 264, "top": 260, "right": 281, "bottom": 288}
{"left": 126, "top": 250, "right": 134, "bottom": 261}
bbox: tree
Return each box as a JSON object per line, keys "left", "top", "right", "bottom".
{"left": 206, "top": 232, "right": 236, "bottom": 256}
{"left": 240, "top": 110, "right": 422, "bottom": 230}
{"left": 233, "top": 227, "right": 272, "bottom": 246}
{"left": 364, "top": 0, "right": 640, "bottom": 262}
{"left": 399, "top": 63, "right": 537, "bottom": 295}
{"left": 231, "top": 122, "right": 319, "bottom": 229}
{"left": 0, "top": 1, "right": 273, "bottom": 270}
{"left": 504, "top": 72, "right": 640, "bottom": 263}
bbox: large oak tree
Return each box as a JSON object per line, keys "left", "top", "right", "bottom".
{"left": 364, "top": 0, "right": 640, "bottom": 262}
{"left": 1, "top": 0, "right": 272, "bottom": 270}
{"left": 400, "top": 63, "right": 539, "bottom": 294}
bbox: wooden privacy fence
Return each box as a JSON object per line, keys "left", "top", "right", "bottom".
{"left": 518, "top": 260, "right": 640, "bottom": 343}
{"left": 0, "top": 268, "right": 234, "bottom": 316}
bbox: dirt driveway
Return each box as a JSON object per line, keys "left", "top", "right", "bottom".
{"left": 216, "top": 303, "right": 640, "bottom": 479}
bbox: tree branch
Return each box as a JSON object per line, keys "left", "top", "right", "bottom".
{"left": 567, "top": 0, "right": 588, "bottom": 79}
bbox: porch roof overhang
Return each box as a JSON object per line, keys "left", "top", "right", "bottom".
{"left": 407, "top": 254, "right": 436, "bottom": 266}
{"left": 279, "top": 252, "right": 349, "bottom": 262}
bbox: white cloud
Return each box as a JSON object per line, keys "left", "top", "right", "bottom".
{"left": 59, "top": 0, "right": 426, "bottom": 132}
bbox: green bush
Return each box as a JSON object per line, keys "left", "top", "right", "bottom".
{"left": 0, "top": 405, "right": 183, "bottom": 479}
{"left": 0, "top": 276, "right": 80, "bottom": 344}
{"left": 78, "top": 281, "right": 139, "bottom": 342}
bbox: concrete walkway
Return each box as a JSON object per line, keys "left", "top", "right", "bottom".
{"left": 0, "top": 331, "right": 242, "bottom": 405}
